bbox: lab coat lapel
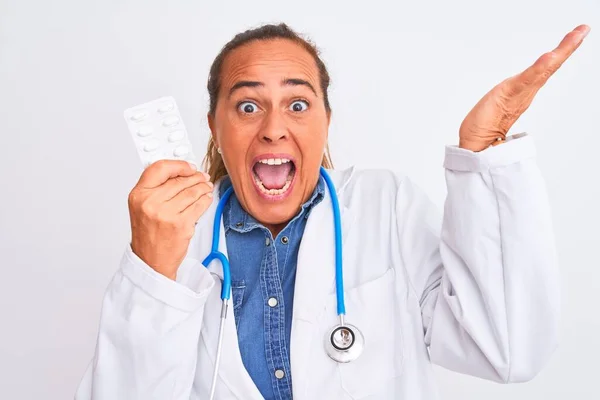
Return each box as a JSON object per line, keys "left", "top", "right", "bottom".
{"left": 194, "top": 182, "right": 263, "bottom": 399}
{"left": 290, "top": 167, "right": 355, "bottom": 396}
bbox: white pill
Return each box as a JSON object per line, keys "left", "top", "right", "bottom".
{"left": 162, "top": 116, "right": 180, "bottom": 127}
{"left": 143, "top": 139, "right": 160, "bottom": 152}
{"left": 168, "top": 130, "right": 185, "bottom": 142}
{"left": 130, "top": 110, "right": 148, "bottom": 122}
{"left": 137, "top": 125, "right": 153, "bottom": 137}
{"left": 158, "top": 103, "right": 174, "bottom": 113}
{"left": 173, "top": 145, "right": 189, "bottom": 157}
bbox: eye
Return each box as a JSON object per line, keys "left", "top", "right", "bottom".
{"left": 289, "top": 100, "right": 309, "bottom": 112}
{"left": 238, "top": 101, "right": 259, "bottom": 114}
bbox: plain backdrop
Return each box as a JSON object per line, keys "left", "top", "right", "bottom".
{"left": 0, "top": 0, "right": 598, "bottom": 398}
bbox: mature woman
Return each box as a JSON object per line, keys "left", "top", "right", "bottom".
{"left": 76, "top": 23, "right": 590, "bottom": 399}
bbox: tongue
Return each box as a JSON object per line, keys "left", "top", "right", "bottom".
{"left": 254, "top": 163, "right": 293, "bottom": 189}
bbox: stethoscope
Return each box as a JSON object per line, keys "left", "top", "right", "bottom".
{"left": 202, "top": 167, "right": 364, "bottom": 399}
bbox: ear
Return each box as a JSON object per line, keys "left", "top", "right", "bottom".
{"left": 207, "top": 112, "right": 217, "bottom": 146}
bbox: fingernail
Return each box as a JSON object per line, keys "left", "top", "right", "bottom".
{"left": 582, "top": 26, "right": 591, "bottom": 38}
{"left": 207, "top": 192, "right": 214, "bottom": 198}
{"left": 201, "top": 171, "right": 211, "bottom": 181}
{"left": 188, "top": 162, "right": 198, "bottom": 171}
{"left": 207, "top": 181, "right": 214, "bottom": 188}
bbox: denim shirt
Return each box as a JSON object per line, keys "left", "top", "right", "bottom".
{"left": 219, "top": 176, "right": 325, "bottom": 400}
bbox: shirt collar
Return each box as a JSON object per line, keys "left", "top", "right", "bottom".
{"left": 219, "top": 175, "right": 326, "bottom": 234}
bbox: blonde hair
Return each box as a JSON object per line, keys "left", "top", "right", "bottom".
{"left": 202, "top": 139, "right": 334, "bottom": 183}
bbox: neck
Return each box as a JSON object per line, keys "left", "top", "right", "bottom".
{"left": 265, "top": 223, "right": 287, "bottom": 238}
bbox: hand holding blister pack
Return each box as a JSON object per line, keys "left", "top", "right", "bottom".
{"left": 124, "top": 96, "right": 214, "bottom": 280}
{"left": 124, "top": 96, "right": 198, "bottom": 169}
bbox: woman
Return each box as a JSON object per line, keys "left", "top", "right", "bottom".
{"left": 76, "top": 23, "right": 590, "bottom": 399}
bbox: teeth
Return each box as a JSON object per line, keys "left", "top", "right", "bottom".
{"left": 258, "top": 158, "right": 290, "bottom": 165}
{"left": 253, "top": 157, "right": 294, "bottom": 196}
{"left": 254, "top": 174, "right": 293, "bottom": 196}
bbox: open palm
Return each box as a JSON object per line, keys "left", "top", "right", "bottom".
{"left": 459, "top": 24, "right": 591, "bottom": 152}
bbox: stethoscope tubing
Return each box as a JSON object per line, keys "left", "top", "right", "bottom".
{"left": 202, "top": 186, "right": 234, "bottom": 300}
{"left": 319, "top": 166, "right": 346, "bottom": 316}
{"left": 202, "top": 167, "right": 345, "bottom": 314}
{"left": 202, "top": 167, "right": 349, "bottom": 400}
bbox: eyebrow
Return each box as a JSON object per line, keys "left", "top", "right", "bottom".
{"left": 282, "top": 78, "right": 317, "bottom": 95}
{"left": 227, "top": 78, "right": 317, "bottom": 98}
{"left": 228, "top": 81, "right": 264, "bottom": 98}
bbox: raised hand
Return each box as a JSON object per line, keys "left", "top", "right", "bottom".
{"left": 459, "top": 24, "right": 591, "bottom": 152}
{"left": 128, "top": 160, "right": 214, "bottom": 280}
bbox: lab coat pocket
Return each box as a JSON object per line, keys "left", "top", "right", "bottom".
{"left": 336, "top": 268, "right": 403, "bottom": 399}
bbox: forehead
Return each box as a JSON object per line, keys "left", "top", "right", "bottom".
{"left": 220, "top": 39, "right": 320, "bottom": 91}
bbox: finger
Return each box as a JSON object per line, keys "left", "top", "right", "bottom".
{"left": 156, "top": 171, "right": 212, "bottom": 201}
{"left": 507, "top": 24, "right": 591, "bottom": 95}
{"left": 137, "top": 160, "right": 198, "bottom": 189}
{"left": 182, "top": 192, "right": 214, "bottom": 224}
{"left": 507, "top": 52, "right": 555, "bottom": 96}
{"left": 169, "top": 181, "right": 214, "bottom": 212}
{"left": 553, "top": 24, "right": 590, "bottom": 56}
{"left": 547, "top": 24, "right": 590, "bottom": 71}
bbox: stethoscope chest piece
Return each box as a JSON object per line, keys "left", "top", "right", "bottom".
{"left": 324, "top": 323, "right": 364, "bottom": 363}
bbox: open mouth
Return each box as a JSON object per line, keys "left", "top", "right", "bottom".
{"left": 251, "top": 156, "right": 296, "bottom": 199}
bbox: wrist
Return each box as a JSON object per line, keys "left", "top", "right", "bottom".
{"left": 130, "top": 241, "right": 178, "bottom": 281}
{"left": 459, "top": 137, "right": 505, "bottom": 152}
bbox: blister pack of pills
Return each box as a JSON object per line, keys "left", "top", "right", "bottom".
{"left": 124, "top": 96, "right": 198, "bottom": 169}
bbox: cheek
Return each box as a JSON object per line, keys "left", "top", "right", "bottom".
{"left": 296, "top": 117, "right": 328, "bottom": 161}
{"left": 215, "top": 136, "right": 250, "bottom": 186}
{"left": 217, "top": 117, "right": 255, "bottom": 161}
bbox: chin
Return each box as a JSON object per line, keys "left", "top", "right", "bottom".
{"left": 259, "top": 203, "right": 299, "bottom": 225}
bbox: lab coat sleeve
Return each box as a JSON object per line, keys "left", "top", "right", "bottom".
{"left": 75, "top": 245, "right": 215, "bottom": 400}
{"left": 396, "top": 133, "right": 560, "bottom": 383}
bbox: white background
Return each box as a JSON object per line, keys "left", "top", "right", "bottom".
{"left": 0, "top": 0, "right": 598, "bottom": 398}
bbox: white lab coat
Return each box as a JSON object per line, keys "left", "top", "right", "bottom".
{"left": 75, "top": 133, "right": 559, "bottom": 399}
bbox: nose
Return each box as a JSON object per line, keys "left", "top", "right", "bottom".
{"left": 260, "top": 110, "right": 288, "bottom": 143}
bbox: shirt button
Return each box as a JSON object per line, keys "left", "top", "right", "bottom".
{"left": 235, "top": 222, "right": 243, "bottom": 228}
{"left": 275, "top": 369, "right": 285, "bottom": 379}
{"left": 265, "top": 237, "right": 271, "bottom": 246}
{"left": 268, "top": 297, "right": 278, "bottom": 307}
{"left": 281, "top": 236, "right": 289, "bottom": 244}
